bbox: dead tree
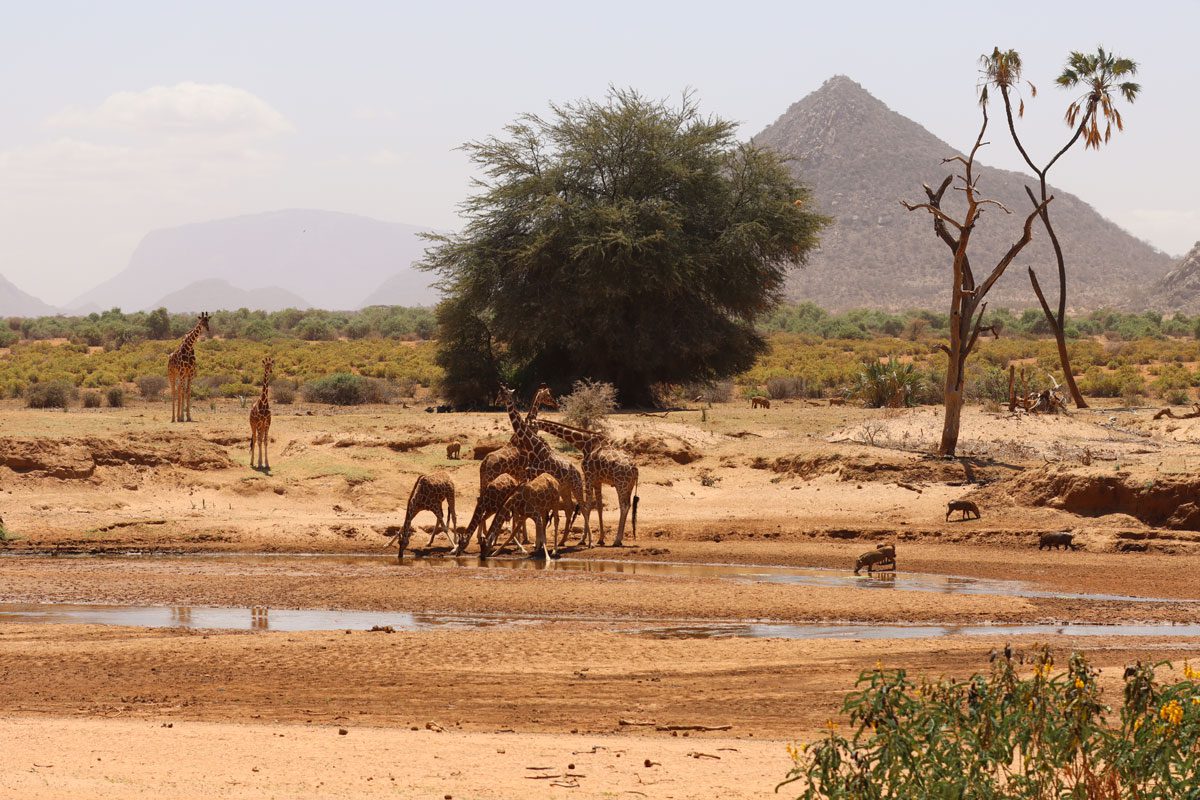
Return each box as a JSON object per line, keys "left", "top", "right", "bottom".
{"left": 982, "top": 47, "right": 1140, "bottom": 409}
{"left": 902, "top": 104, "right": 1051, "bottom": 457}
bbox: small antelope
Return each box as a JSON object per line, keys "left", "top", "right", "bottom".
{"left": 854, "top": 543, "right": 896, "bottom": 575}
{"left": 446, "top": 442, "right": 461, "bottom": 460}
{"left": 751, "top": 397, "right": 770, "bottom": 409}
{"left": 946, "top": 500, "right": 981, "bottom": 521}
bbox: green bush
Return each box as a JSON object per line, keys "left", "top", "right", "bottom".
{"left": 82, "top": 391, "right": 102, "bottom": 408}
{"left": 561, "top": 379, "right": 617, "bottom": 430}
{"left": 965, "top": 364, "right": 1011, "bottom": 404}
{"left": 780, "top": 650, "right": 1200, "bottom": 799}
{"left": 106, "top": 386, "right": 125, "bottom": 407}
{"left": 301, "top": 373, "right": 389, "bottom": 405}
{"left": 271, "top": 379, "right": 296, "bottom": 405}
{"left": 26, "top": 380, "right": 77, "bottom": 409}
{"left": 854, "top": 358, "right": 922, "bottom": 408}
{"left": 0, "top": 328, "right": 18, "bottom": 348}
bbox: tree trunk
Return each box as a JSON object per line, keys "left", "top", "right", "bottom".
{"left": 940, "top": 378, "right": 965, "bottom": 456}
{"left": 1052, "top": 326, "right": 1087, "bottom": 408}
{"left": 1028, "top": 265, "right": 1088, "bottom": 409}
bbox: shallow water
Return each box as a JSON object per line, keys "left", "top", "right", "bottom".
{"left": 8, "top": 550, "right": 1197, "bottom": 605}
{"left": 3, "top": 601, "right": 1200, "bottom": 640}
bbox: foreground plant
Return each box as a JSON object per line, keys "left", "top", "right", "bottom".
{"left": 779, "top": 649, "right": 1200, "bottom": 799}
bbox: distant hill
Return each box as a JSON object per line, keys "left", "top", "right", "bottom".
{"left": 69, "top": 209, "right": 438, "bottom": 312}
{"left": 754, "top": 76, "right": 1174, "bottom": 311}
{"left": 361, "top": 270, "right": 438, "bottom": 308}
{"left": 150, "top": 279, "right": 313, "bottom": 313}
{"left": 1137, "top": 242, "right": 1200, "bottom": 313}
{"left": 0, "top": 274, "right": 57, "bottom": 316}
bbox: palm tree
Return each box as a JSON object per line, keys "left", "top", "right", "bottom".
{"left": 980, "top": 46, "right": 1140, "bottom": 409}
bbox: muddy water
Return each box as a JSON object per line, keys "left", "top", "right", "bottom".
{"left": 9, "top": 551, "right": 1199, "bottom": 605}
{"left": 3, "top": 601, "right": 1200, "bottom": 640}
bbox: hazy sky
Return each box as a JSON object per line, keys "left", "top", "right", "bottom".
{"left": 1, "top": 0, "right": 1196, "bottom": 305}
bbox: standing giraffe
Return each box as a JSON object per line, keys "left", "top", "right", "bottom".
{"left": 167, "top": 312, "right": 211, "bottom": 423}
{"left": 495, "top": 384, "right": 590, "bottom": 547}
{"left": 484, "top": 473, "right": 562, "bottom": 559}
{"left": 478, "top": 385, "right": 557, "bottom": 490}
{"left": 533, "top": 418, "right": 639, "bottom": 547}
{"left": 249, "top": 356, "right": 274, "bottom": 471}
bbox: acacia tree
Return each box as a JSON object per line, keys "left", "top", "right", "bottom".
{"left": 982, "top": 46, "right": 1140, "bottom": 408}
{"left": 421, "top": 88, "right": 827, "bottom": 407}
{"left": 903, "top": 104, "right": 1051, "bottom": 456}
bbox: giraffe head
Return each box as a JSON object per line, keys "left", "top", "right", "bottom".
{"left": 495, "top": 383, "right": 514, "bottom": 408}
{"left": 197, "top": 312, "right": 211, "bottom": 335}
{"left": 261, "top": 356, "right": 274, "bottom": 383}
{"left": 532, "top": 383, "right": 558, "bottom": 411}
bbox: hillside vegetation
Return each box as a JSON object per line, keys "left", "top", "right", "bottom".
{"left": 3, "top": 304, "right": 1200, "bottom": 407}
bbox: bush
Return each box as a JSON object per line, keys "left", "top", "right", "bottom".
{"left": 26, "top": 380, "right": 77, "bottom": 409}
{"left": 271, "top": 379, "right": 296, "bottom": 405}
{"left": 301, "top": 373, "right": 389, "bottom": 405}
{"left": 560, "top": 379, "right": 617, "bottom": 430}
{"left": 684, "top": 380, "right": 734, "bottom": 404}
{"left": 781, "top": 650, "right": 1200, "bottom": 800}
{"left": 766, "top": 376, "right": 808, "bottom": 400}
{"left": 0, "top": 328, "right": 17, "bottom": 348}
{"left": 82, "top": 391, "right": 102, "bottom": 408}
{"left": 106, "top": 387, "right": 125, "bottom": 407}
{"left": 965, "top": 365, "right": 1011, "bottom": 404}
{"left": 136, "top": 375, "right": 168, "bottom": 400}
{"left": 854, "top": 358, "right": 922, "bottom": 408}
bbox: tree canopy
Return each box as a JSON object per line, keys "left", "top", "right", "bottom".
{"left": 421, "top": 88, "right": 827, "bottom": 406}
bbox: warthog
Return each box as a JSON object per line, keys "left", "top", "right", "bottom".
{"left": 828, "top": 397, "right": 846, "bottom": 406}
{"left": 1039, "top": 532, "right": 1078, "bottom": 551}
{"left": 751, "top": 397, "right": 770, "bottom": 409}
{"left": 946, "top": 500, "right": 981, "bottom": 521}
{"left": 854, "top": 543, "right": 896, "bottom": 575}
{"left": 445, "top": 442, "right": 461, "bottom": 460}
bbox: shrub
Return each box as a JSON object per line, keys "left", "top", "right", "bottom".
{"left": 26, "top": 380, "right": 77, "bottom": 409}
{"left": 965, "top": 365, "right": 1011, "bottom": 404}
{"left": 270, "top": 379, "right": 296, "bottom": 405}
{"left": 136, "top": 375, "right": 168, "bottom": 400}
{"left": 82, "top": 391, "right": 102, "bottom": 408}
{"left": 0, "top": 328, "right": 17, "bottom": 348}
{"left": 302, "top": 373, "right": 389, "bottom": 405}
{"left": 766, "top": 376, "right": 807, "bottom": 400}
{"left": 106, "top": 387, "right": 125, "bottom": 407}
{"left": 684, "top": 380, "right": 734, "bottom": 404}
{"left": 854, "top": 358, "right": 922, "bottom": 408}
{"left": 560, "top": 379, "right": 617, "bottom": 430}
{"left": 780, "top": 649, "right": 1200, "bottom": 800}
{"left": 295, "top": 317, "right": 335, "bottom": 341}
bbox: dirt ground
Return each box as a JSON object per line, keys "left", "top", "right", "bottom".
{"left": 3, "top": 397, "right": 1200, "bottom": 797}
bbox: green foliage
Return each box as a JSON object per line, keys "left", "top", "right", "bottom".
{"left": 301, "top": 373, "right": 390, "bottom": 405}
{"left": 780, "top": 650, "right": 1200, "bottom": 799}
{"left": 106, "top": 386, "right": 125, "bottom": 407}
{"left": 421, "top": 87, "right": 828, "bottom": 406}
{"left": 26, "top": 380, "right": 77, "bottom": 409}
{"left": 82, "top": 391, "right": 102, "bottom": 408}
{"left": 853, "top": 358, "right": 922, "bottom": 408}
{"left": 966, "top": 365, "right": 1013, "bottom": 404}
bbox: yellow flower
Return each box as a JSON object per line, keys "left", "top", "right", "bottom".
{"left": 1074, "top": 678, "right": 1085, "bottom": 690}
{"left": 1191, "top": 696, "right": 1200, "bottom": 707}
{"left": 786, "top": 741, "right": 801, "bottom": 762}
{"left": 1185, "top": 662, "right": 1200, "bottom": 681}
{"left": 1134, "top": 717, "right": 1144, "bottom": 732}
{"left": 825, "top": 719, "right": 836, "bottom": 732}
{"left": 1160, "top": 700, "right": 1184, "bottom": 727}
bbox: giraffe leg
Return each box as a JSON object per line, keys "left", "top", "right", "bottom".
{"left": 425, "top": 510, "right": 443, "bottom": 548}
{"left": 184, "top": 374, "right": 193, "bottom": 422}
{"left": 594, "top": 485, "right": 607, "bottom": 546}
{"left": 614, "top": 492, "right": 631, "bottom": 547}
{"left": 169, "top": 375, "right": 177, "bottom": 423}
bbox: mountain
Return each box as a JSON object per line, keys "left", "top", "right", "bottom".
{"left": 70, "top": 209, "right": 438, "bottom": 312}
{"left": 150, "top": 279, "right": 313, "bottom": 313}
{"left": 754, "top": 76, "right": 1174, "bottom": 310}
{"left": 361, "top": 270, "right": 438, "bottom": 308}
{"left": 1138, "top": 242, "right": 1200, "bottom": 313}
{"left": 0, "top": 274, "right": 58, "bottom": 316}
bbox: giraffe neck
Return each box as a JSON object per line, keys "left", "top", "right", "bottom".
{"left": 179, "top": 322, "right": 204, "bottom": 352}
{"left": 534, "top": 419, "right": 604, "bottom": 453}
{"left": 258, "top": 381, "right": 270, "bottom": 405}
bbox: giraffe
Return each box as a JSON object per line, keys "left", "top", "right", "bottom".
{"left": 452, "top": 473, "right": 520, "bottom": 556}
{"left": 167, "top": 312, "right": 211, "bottom": 423}
{"left": 478, "top": 385, "right": 557, "bottom": 491}
{"left": 389, "top": 471, "right": 458, "bottom": 558}
{"left": 495, "top": 383, "right": 590, "bottom": 546}
{"left": 249, "top": 356, "right": 274, "bottom": 471}
{"left": 532, "top": 418, "right": 640, "bottom": 547}
{"left": 484, "top": 473, "right": 562, "bottom": 559}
